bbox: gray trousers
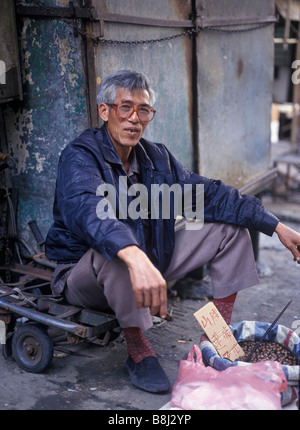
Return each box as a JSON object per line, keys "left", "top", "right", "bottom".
{"left": 64, "top": 222, "right": 259, "bottom": 331}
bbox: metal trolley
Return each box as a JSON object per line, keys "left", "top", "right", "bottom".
{"left": 0, "top": 264, "right": 120, "bottom": 373}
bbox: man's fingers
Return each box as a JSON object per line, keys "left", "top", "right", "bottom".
{"left": 136, "top": 280, "right": 167, "bottom": 318}
{"left": 148, "top": 281, "right": 167, "bottom": 317}
{"left": 123, "top": 247, "right": 168, "bottom": 317}
{"left": 294, "top": 245, "right": 300, "bottom": 263}
{"left": 276, "top": 223, "right": 300, "bottom": 264}
{"left": 159, "top": 282, "right": 168, "bottom": 319}
{"left": 292, "top": 244, "right": 300, "bottom": 263}
{"left": 135, "top": 290, "right": 144, "bottom": 310}
{"left": 296, "top": 245, "right": 300, "bottom": 262}
{"left": 143, "top": 291, "right": 152, "bottom": 309}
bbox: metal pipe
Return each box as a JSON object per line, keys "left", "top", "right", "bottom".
{"left": 0, "top": 298, "right": 88, "bottom": 338}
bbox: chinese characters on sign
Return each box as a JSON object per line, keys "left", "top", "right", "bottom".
{"left": 194, "top": 302, "right": 244, "bottom": 361}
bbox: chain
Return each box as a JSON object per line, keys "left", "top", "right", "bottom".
{"left": 94, "top": 26, "right": 201, "bottom": 46}
{"left": 91, "top": 21, "right": 275, "bottom": 46}
{"left": 204, "top": 21, "right": 276, "bottom": 34}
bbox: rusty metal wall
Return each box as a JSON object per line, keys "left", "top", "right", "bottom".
{"left": 195, "top": 0, "right": 275, "bottom": 188}
{"left": 93, "top": 0, "right": 195, "bottom": 170}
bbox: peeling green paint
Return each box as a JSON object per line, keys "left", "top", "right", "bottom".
{"left": 5, "top": 106, "right": 33, "bottom": 174}
{"left": 4, "top": 5, "right": 88, "bottom": 241}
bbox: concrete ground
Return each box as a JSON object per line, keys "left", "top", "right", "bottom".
{"left": 0, "top": 193, "right": 300, "bottom": 411}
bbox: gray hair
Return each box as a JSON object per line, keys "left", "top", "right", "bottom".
{"left": 96, "top": 70, "right": 156, "bottom": 106}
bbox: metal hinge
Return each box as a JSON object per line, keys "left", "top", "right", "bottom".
{"left": 16, "top": 1, "right": 99, "bottom": 37}
{"left": 16, "top": 2, "right": 99, "bottom": 21}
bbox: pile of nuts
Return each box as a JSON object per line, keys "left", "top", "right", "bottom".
{"left": 237, "top": 341, "right": 298, "bottom": 365}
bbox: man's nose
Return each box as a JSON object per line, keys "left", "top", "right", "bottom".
{"left": 128, "top": 108, "right": 140, "bottom": 122}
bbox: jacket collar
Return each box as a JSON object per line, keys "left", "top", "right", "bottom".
{"left": 95, "top": 125, "right": 154, "bottom": 170}
{"left": 95, "top": 125, "right": 122, "bottom": 165}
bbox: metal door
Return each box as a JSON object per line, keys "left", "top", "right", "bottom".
{"left": 195, "top": 0, "right": 276, "bottom": 188}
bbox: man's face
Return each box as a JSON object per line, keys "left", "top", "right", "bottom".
{"left": 99, "top": 87, "right": 150, "bottom": 157}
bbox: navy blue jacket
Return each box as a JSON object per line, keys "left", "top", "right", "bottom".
{"left": 45, "top": 125, "right": 279, "bottom": 272}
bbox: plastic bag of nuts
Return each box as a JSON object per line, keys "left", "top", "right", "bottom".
{"left": 200, "top": 321, "right": 300, "bottom": 407}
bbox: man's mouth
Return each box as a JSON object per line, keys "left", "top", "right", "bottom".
{"left": 124, "top": 127, "right": 140, "bottom": 135}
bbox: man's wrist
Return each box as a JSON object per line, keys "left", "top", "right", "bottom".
{"left": 117, "top": 245, "right": 144, "bottom": 266}
{"left": 275, "top": 221, "right": 284, "bottom": 234}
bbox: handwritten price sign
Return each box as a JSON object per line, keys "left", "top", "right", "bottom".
{"left": 194, "top": 302, "right": 244, "bottom": 362}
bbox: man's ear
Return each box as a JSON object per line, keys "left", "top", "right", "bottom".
{"left": 98, "top": 103, "right": 109, "bottom": 122}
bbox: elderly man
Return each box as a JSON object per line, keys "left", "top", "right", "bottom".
{"left": 46, "top": 70, "right": 300, "bottom": 393}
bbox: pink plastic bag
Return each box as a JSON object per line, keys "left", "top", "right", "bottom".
{"left": 171, "top": 345, "right": 287, "bottom": 410}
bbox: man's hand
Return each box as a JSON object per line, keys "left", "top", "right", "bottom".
{"left": 275, "top": 222, "right": 300, "bottom": 263}
{"left": 117, "top": 245, "right": 168, "bottom": 318}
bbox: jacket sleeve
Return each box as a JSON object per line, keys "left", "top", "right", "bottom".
{"left": 55, "top": 145, "right": 140, "bottom": 260}
{"left": 163, "top": 145, "right": 279, "bottom": 236}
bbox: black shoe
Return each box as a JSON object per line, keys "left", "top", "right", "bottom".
{"left": 125, "top": 356, "right": 170, "bottom": 393}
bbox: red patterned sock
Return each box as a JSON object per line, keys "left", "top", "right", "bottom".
{"left": 123, "top": 327, "right": 156, "bottom": 363}
{"left": 213, "top": 293, "right": 237, "bottom": 324}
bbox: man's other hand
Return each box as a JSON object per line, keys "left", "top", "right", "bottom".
{"left": 275, "top": 222, "right": 300, "bottom": 263}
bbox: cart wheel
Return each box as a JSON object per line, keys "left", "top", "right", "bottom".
{"left": 12, "top": 323, "right": 53, "bottom": 373}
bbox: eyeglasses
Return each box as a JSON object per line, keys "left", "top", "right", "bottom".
{"left": 107, "top": 102, "right": 156, "bottom": 123}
